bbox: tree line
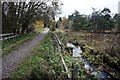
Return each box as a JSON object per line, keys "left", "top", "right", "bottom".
{"left": 61, "top": 8, "right": 120, "bottom": 33}
{"left": 2, "top": 0, "right": 62, "bottom": 34}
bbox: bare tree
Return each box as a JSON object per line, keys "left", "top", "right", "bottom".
{"left": 2, "top": 0, "right": 62, "bottom": 34}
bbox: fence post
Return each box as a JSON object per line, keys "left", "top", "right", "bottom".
{"left": 53, "top": 32, "right": 71, "bottom": 79}
{"left": 72, "top": 63, "right": 78, "bottom": 80}
{"left": 60, "top": 44, "right": 64, "bottom": 53}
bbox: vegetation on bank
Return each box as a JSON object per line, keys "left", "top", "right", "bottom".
{"left": 55, "top": 30, "right": 120, "bottom": 79}
{"left": 10, "top": 33, "right": 67, "bottom": 79}
{"left": 63, "top": 53, "right": 96, "bottom": 78}
{"left": 2, "top": 32, "right": 38, "bottom": 57}
{"left": 8, "top": 29, "right": 120, "bottom": 79}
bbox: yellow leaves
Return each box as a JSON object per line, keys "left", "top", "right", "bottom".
{"left": 35, "top": 20, "right": 44, "bottom": 31}
{"left": 62, "top": 17, "right": 69, "bottom": 28}
{"left": 50, "top": 20, "right": 56, "bottom": 27}
{"left": 76, "top": 33, "right": 95, "bottom": 37}
{"left": 84, "top": 43, "right": 94, "bottom": 50}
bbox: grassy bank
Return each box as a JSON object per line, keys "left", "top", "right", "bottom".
{"left": 55, "top": 31, "right": 95, "bottom": 78}
{"left": 10, "top": 33, "right": 66, "bottom": 79}
{"left": 2, "top": 32, "right": 38, "bottom": 57}
{"left": 56, "top": 29, "right": 120, "bottom": 79}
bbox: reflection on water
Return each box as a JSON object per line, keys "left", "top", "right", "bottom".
{"left": 67, "top": 42, "right": 113, "bottom": 79}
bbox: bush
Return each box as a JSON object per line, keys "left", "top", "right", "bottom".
{"left": 50, "top": 26, "right": 56, "bottom": 31}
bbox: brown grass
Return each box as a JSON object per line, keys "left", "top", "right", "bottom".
{"left": 63, "top": 30, "right": 120, "bottom": 78}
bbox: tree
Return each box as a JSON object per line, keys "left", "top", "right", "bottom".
{"left": 62, "top": 17, "right": 69, "bottom": 29}
{"left": 2, "top": 0, "right": 63, "bottom": 34}
{"left": 101, "top": 8, "right": 114, "bottom": 32}
{"left": 59, "top": 17, "right": 62, "bottom": 22}
{"left": 113, "top": 13, "right": 120, "bottom": 33}
{"left": 68, "top": 10, "right": 91, "bottom": 31}
{"left": 91, "top": 8, "right": 115, "bottom": 33}
{"left": 71, "top": 10, "right": 88, "bottom": 31}
{"left": 68, "top": 14, "right": 74, "bottom": 21}
{"left": 2, "top": 1, "right": 48, "bottom": 34}
{"left": 118, "top": 14, "right": 120, "bottom": 33}
{"left": 68, "top": 8, "right": 116, "bottom": 32}
{"left": 101, "top": 8, "right": 111, "bottom": 15}
{"left": 35, "top": 20, "right": 44, "bottom": 31}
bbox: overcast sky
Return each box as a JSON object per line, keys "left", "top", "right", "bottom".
{"left": 59, "top": 0, "right": 120, "bottom": 18}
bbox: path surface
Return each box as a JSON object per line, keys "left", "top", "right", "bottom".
{"left": 2, "top": 29, "right": 49, "bottom": 78}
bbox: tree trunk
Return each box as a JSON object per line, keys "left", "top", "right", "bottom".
{"left": 21, "top": 24, "right": 27, "bottom": 34}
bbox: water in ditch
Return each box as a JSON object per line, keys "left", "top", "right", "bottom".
{"left": 67, "top": 42, "right": 113, "bottom": 79}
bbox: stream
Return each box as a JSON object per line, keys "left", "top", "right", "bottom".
{"left": 66, "top": 42, "right": 113, "bottom": 79}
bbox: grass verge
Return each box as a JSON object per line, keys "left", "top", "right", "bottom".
{"left": 2, "top": 32, "right": 38, "bottom": 57}
{"left": 10, "top": 33, "right": 66, "bottom": 79}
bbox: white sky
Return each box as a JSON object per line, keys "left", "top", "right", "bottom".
{"left": 59, "top": 0, "right": 120, "bottom": 17}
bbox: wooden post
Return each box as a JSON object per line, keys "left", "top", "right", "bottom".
{"left": 72, "top": 63, "right": 78, "bottom": 80}
{"left": 60, "top": 44, "right": 64, "bottom": 53}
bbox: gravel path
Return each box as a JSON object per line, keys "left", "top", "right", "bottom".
{"left": 2, "top": 29, "right": 49, "bottom": 78}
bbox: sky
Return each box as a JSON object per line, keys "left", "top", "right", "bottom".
{"left": 59, "top": 0, "right": 120, "bottom": 18}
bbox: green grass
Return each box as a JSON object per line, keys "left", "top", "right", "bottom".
{"left": 63, "top": 54, "right": 89, "bottom": 78}
{"left": 10, "top": 33, "right": 66, "bottom": 79}
{"left": 2, "top": 32, "right": 38, "bottom": 57}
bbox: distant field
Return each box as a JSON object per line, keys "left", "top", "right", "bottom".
{"left": 65, "top": 31, "right": 120, "bottom": 53}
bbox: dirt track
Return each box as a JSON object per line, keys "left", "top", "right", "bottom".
{"left": 2, "top": 29, "right": 49, "bottom": 78}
